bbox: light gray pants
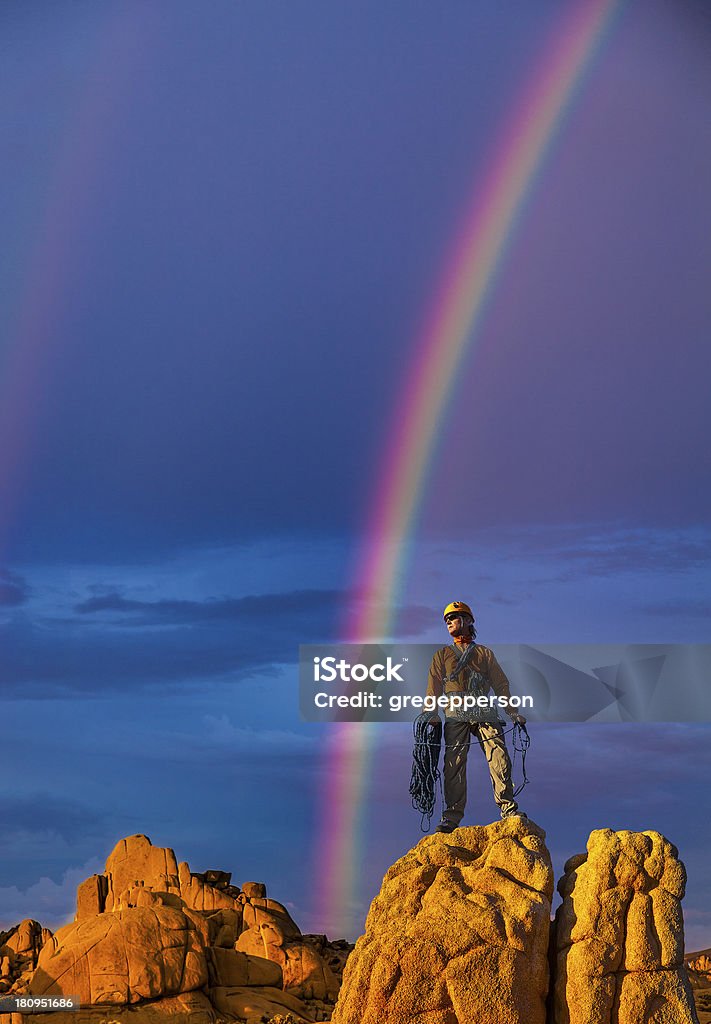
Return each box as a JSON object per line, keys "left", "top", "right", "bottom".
{"left": 442, "top": 718, "right": 517, "bottom": 823}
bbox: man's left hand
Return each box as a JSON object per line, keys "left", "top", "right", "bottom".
{"left": 511, "top": 714, "right": 527, "bottom": 726}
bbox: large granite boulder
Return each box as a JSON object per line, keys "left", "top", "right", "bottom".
{"left": 687, "top": 951, "right": 711, "bottom": 983}
{"left": 206, "top": 946, "right": 283, "bottom": 988}
{"left": 104, "top": 835, "right": 181, "bottom": 912}
{"left": 75, "top": 836, "right": 245, "bottom": 922}
{"left": 236, "top": 898, "right": 339, "bottom": 1002}
{"left": 29, "top": 906, "right": 208, "bottom": 1005}
{"left": 0, "top": 920, "right": 52, "bottom": 994}
{"left": 178, "top": 860, "right": 243, "bottom": 914}
{"left": 332, "top": 817, "right": 553, "bottom": 1024}
{"left": 209, "top": 983, "right": 314, "bottom": 1023}
{"left": 302, "top": 934, "right": 353, "bottom": 987}
{"left": 553, "top": 828, "right": 699, "bottom": 1024}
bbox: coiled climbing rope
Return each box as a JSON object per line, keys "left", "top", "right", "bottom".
{"left": 409, "top": 713, "right": 443, "bottom": 832}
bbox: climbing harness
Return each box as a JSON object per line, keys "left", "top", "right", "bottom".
{"left": 444, "top": 642, "right": 502, "bottom": 725}
{"left": 443, "top": 640, "right": 478, "bottom": 684}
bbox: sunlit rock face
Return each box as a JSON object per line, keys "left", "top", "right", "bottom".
{"left": 552, "top": 828, "right": 698, "bottom": 1024}
{"left": 332, "top": 817, "right": 554, "bottom": 1024}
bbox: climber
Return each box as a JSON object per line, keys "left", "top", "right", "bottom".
{"left": 427, "top": 601, "right": 527, "bottom": 833}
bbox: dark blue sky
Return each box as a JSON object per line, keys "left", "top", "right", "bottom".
{"left": 1, "top": 0, "right": 710, "bottom": 946}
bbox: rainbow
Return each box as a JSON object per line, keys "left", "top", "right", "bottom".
{"left": 316, "top": 0, "right": 624, "bottom": 936}
{"left": 0, "top": 7, "right": 150, "bottom": 550}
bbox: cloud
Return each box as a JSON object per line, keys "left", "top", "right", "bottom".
{"left": 408, "top": 525, "right": 711, "bottom": 622}
{"left": 447, "top": 525, "right": 708, "bottom": 586}
{"left": 0, "top": 569, "right": 28, "bottom": 607}
{"left": 526, "top": 527, "right": 710, "bottom": 583}
{"left": 201, "top": 714, "right": 313, "bottom": 751}
{"left": 643, "top": 600, "right": 710, "bottom": 618}
{"left": 74, "top": 588, "right": 344, "bottom": 625}
{"left": 73, "top": 587, "right": 433, "bottom": 638}
{"left": 0, "top": 586, "right": 341, "bottom": 695}
{"left": 0, "top": 617, "right": 246, "bottom": 695}
{"left": 0, "top": 794, "right": 107, "bottom": 842}
{"left": 513, "top": 723, "right": 711, "bottom": 808}
{"left": 73, "top": 712, "right": 317, "bottom": 763}
{"left": 0, "top": 795, "right": 114, "bottom": 894}
{"left": 0, "top": 577, "right": 435, "bottom": 696}
{"left": 0, "top": 857, "right": 104, "bottom": 932}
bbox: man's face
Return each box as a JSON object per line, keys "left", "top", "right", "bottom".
{"left": 445, "top": 613, "right": 472, "bottom": 638}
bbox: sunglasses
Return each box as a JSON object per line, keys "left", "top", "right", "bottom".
{"left": 444, "top": 613, "right": 463, "bottom": 623}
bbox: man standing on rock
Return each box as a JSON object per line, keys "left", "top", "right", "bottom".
{"left": 427, "top": 601, "right": 526, "bottom": 833}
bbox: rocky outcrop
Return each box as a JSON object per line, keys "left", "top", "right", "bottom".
{"left": 687, "top": 951, "right": 711, "bottom": 1023}
{"left": 210, "top": 984, "right": 316, "bottom": 1021}
{"left": 553, "top": 828, "right": 699, "bottom": 1024}
{"left": 688, "top": 950, "right": 711, "bottom": 981}
{"left": 302, "top": 935, "right": 352, "bottom": 988}
{"left": 0, "top": 920, "right": 52, "bottom": 994}
{"left": 4, "top": 834, "right": 341, "bottom": 1023}
{"left": 178, "top": 860, "right": 244, "bottom": 914}
{"left": 332, "top": 817, "right": 554, "bottom": 1024}
{"left": 31, "top": 905, "right": 208, "bottom": 1004}
{"left": 1, "top": 826, "right": 703, "bottom": 1024}
{"left": 103, "top": 835, "right": 181, "bottom": 912}
{"left": 74, "top": 835, "right": 244, "bottom": 921}
{"left": 236, "top": 898, "right": 339, "bottom": 1005}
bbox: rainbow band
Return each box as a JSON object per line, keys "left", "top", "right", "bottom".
{"left": 0, "top": 8, "right": 151, "bottom": 552}
{"left": 317, "top": 0, "right": 624, "bottom": 936}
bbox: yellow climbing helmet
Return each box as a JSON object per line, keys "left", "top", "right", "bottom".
{"left": 443, "top": 601, "right": 474, "bottom": 621}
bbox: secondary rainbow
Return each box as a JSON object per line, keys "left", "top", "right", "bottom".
{"left": 0, "top": 8, "right": 151, "bottom": 554}
{"left": 316, "top": 0, "right": 624, "bottom": 936}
